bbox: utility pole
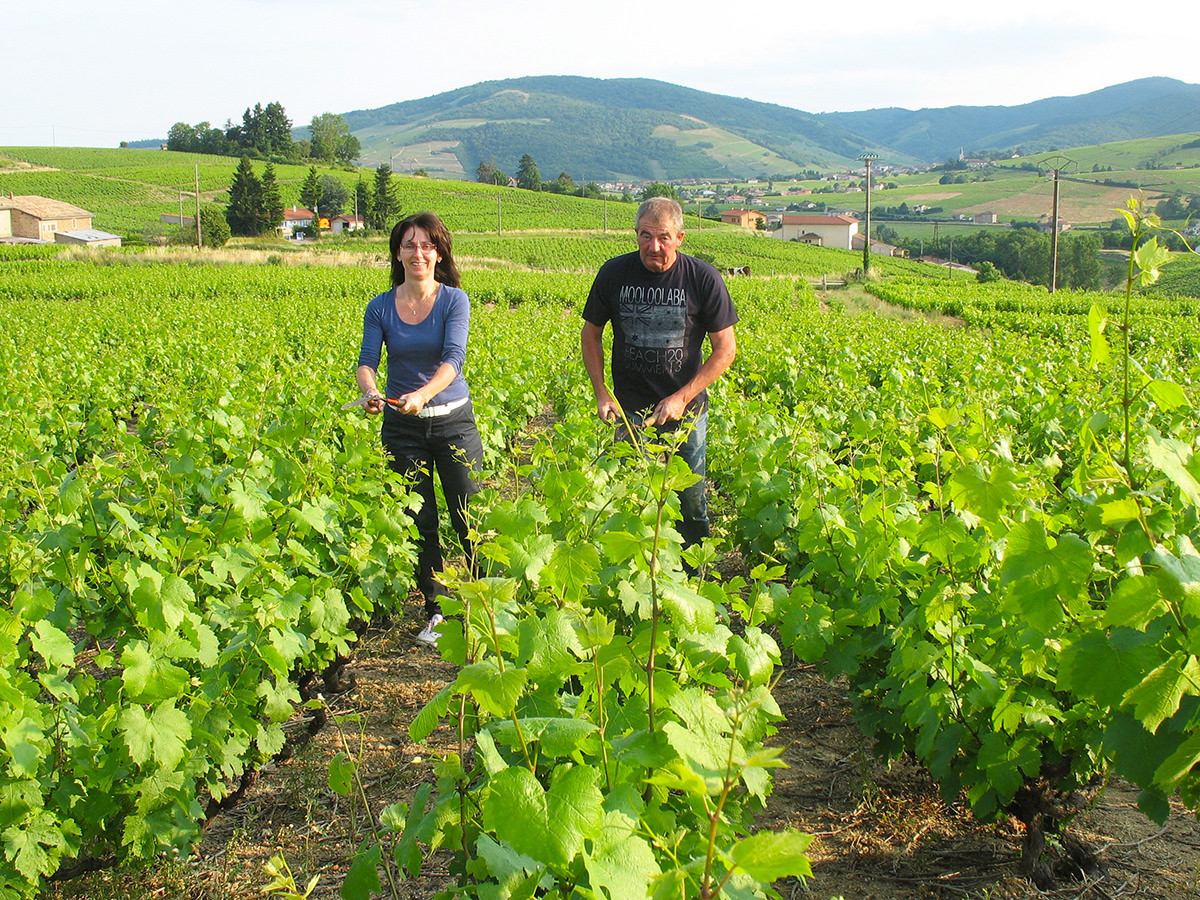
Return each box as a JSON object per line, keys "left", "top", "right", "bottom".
{"left": 858, "top": 152, "right": 879, "bottom": 273}
{"left": 1043, "top": 155, "right": 1072, "bottom": 293}
{"left": 194, "top": 165, "right": 201, "bottom": 249}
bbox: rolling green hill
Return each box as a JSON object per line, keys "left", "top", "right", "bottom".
{"left": 0, "top": 146, "right": 913, "bottom": 281}
{"left": 343, "top": 76, "right": 902, "bottom": 181}
{"left": 0, "top": 147, "right": 643, "bottom": 239}
{"left": 341, "top": 75, "right": 1200, "bottom": 184}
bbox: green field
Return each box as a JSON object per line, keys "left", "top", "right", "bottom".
{"left": 5, "top": 146, "right": 1200, "bottom": 899}
{"left": 5, "top": 200, "right": 1200, "bottom": 898}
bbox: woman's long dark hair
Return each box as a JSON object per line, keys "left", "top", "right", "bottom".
{"left": 389, "top": 212, "right": 461, "bottom": 288}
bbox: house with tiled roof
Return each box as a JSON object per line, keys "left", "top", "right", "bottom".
{"left": 779, "top": 214, "right": 859, "bottom": 250}
{"left": 282, "top": 206, "right": 316, "bottom": 237}
{"left": 720, "top": 209, "right": 765, "bottom": 229}
{"left": 0, "top": 194, "right": 95, "bottom": 242}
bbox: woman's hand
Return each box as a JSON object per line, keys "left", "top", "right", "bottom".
{"left": 398, "top": 389, "right": 427, "bottom": 415}
{"left": 363, "top": 388, "right": 386, "bottom": 415}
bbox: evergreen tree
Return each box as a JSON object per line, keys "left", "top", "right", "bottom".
{"left": 262, "top": 101, "right": 295, "bottom": 158}
{"left": 226, "top": 156, "right": 264, "bottom": 236}
{"left": 516, "top": 154, "right": 541, "bottom": 191}
{"left": 200, "top": 203, "right": 231, "bottom": 247}
{"left": 259, "top": 163, "right": 284, "bottom": 235}
{"left": 370, "top": 164, "right": 399, "bottom": 229}
{"left": 300, "top": 167, "right": 324, "bottom": 218}
{"left": 476, "top": 156, "right": 506, "bottom": 185}
{"left": 546, "top": 172, "right": 575, "bottom": 195}
{"left": 242, "top": 104, "right": 269, "bottom": 156}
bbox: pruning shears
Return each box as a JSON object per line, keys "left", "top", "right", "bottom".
{"left": 341, "top": 395, "right": 403, "bottom": 411}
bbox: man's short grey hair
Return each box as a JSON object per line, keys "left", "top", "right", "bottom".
{"left": 636, "top": 196, "right": 684, "bottom": 233}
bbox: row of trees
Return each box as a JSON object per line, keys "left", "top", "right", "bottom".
{"left": 226, "top": 158, "right": 285, "bottom": 237}
{"left": 478, "top": 153, "right": 690, "bottom": 207}
{"left": 476, "top": 154, "right": 604, "bottom": 199}
{"left": 167, "top": 104, "right": 361, "bottom": 166}
{"left": 876, "top": 226, "right": 1104, "bottom": 290}
{"left": 223, "top": 159, "right": 400, "bottom": 237}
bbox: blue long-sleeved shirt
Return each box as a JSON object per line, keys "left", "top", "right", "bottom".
{"left": 357, "top": 284, "right": 471, "bottom": 404}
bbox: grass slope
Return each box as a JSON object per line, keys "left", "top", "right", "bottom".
{"left": 1, "top": 146, "right": 931, "bottom": 281}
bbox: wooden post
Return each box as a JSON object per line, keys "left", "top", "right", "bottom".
{"left": 194, "top": 165, "right": 201, "bottom": 249}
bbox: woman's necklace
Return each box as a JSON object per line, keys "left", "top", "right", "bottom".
{"left": 397, "top": 283, "right": 438, "bottom": 319}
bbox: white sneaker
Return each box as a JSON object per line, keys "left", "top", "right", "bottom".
{"left": 415, "top": 614, "right": 444, "bottom": 647}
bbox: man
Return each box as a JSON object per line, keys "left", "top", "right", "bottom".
{"left": 581, "top": 196, "right": 738, "bottom": 553}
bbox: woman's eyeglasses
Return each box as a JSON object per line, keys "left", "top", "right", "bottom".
{"left": 400, "top": 241, "right": 437, "bottom": 254}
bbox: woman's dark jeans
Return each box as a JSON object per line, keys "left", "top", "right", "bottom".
{"left": 381, "top": 400, "right": 483, "bottom": 616}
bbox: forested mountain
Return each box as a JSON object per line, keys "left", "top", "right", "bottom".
{"left": 343, "top": 76, "right": 896, "bottom": 181}
{"left": 342, "top": 75, "right": 1200, "bottom": 182}
{"left": 821, "top": 77, "right": 1200, "bottom": 162}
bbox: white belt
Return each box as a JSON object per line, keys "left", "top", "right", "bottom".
{"left": 416, "top": 396, "right": 469, "bottom": 418}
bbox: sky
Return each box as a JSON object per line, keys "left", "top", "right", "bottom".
{"left": 4, "top": 0, "right": 1199, "bottom": 148}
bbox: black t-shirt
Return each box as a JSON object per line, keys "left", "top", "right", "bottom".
{"left": 583, "top": 251, "right": 739, "bottom": 414}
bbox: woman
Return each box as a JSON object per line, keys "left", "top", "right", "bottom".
{"left": 356, "top": 212, "right": 483, "bottom": 647}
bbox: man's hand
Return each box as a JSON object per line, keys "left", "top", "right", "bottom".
{"left": 596, "top": 396, "right": 621, "bottom": 424}
{"left": 651, "top": 393, "right": 689, "bottom": 425}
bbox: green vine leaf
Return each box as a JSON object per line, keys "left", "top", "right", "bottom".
{"left": 730, "top": 829, "right": 814, "bottom": 882}
{"left": 1123, "top": 652, "right": 1200, "bottom": 734}
{"left": 481, "top": 764, "right": 602, "bottom": 868}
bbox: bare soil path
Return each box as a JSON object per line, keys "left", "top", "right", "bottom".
{"left": 49, "top": 603, "right": 1200, "bottom": 900}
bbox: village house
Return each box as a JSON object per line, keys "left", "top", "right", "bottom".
{"left": 974, "top": 212, "right": 999, "bottom": 225}
{"left": 282, "top": 206, "right": 316, "bottom": 237}
{"left": 778, "top": 214, "right": 859, "bottom": 249}
{"left": 0, "top": 194, "right": 121, "bottom": 246}
{"left": 851, "top": 234, "right": 908, "bottom": 258}
{"left": 330, "top": 214, "right": 364, "bottom": 234}
{"left": 1036, "top": 216, "right": 1071, "bottom": 233}
{"left": 720, "top": 209, "right": 766, "bottom": 229}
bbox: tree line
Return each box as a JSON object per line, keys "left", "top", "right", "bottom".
{"left": 875, "top": 224, "right": 1104, "bottom": 291}
{"left": 224, "top": 160, "right": 400, "bottom": 238}
{"left": 167, "top": 102, "right": 361, "bottom": 166}
{"left": 477, "top": 152, "right": 684, "bottom": 205}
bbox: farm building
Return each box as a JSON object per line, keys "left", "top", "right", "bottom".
{"left": 778, "top": 214, "right": 859, "bottom": 250}
{"left": 720, "top": 209, "right": 765, "bottom": 229}
{"left": 0, "top": 194, "right": 96, "bottom": 242}
{"left": 331, "top": 214, "right": 364, "bottom": 233}
{"left": 851, "top": 234, "right": 908, "bottom": 258}
{"left": 974, "top": 212, "right": 999, "bottom": 225}
{"left": 54, "top": 228, "right": 123, "bottom": 248}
